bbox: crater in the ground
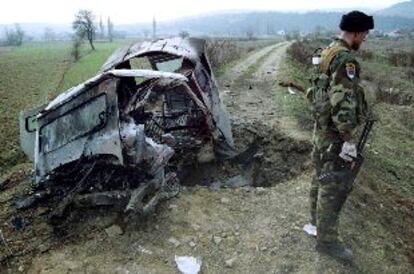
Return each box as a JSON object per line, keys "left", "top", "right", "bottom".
{"left": 179, "top": 119, "right": 312, "bottom": 187}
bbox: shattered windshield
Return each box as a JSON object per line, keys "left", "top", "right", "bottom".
{"left": 155, "top": 57, "right": 184, "bottom": 72}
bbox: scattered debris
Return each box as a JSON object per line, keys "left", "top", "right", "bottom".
{"left": 0, "top": 178, "right": 5, "bottom": 191}
{"left": 213, "top": 235, "right": 223, "bottom": 245}
{"left": 209, "top": 181, "right": 223, "bottom": 191}
{"left": 11, "top": 216, "right": 30, "bottom": 231}
{"left": 105, "top": 225, "right": 123, "bottom": 237}
{"left": 14, "top": 191, "right": 49, "bottom": 209}
{"left": 175, "top": 256, "right": 202, "bottom": 274}
{"left": 220, "top": 198, "right": 230, "bottom": 204}
{"left": 225, "top": 257, "right": 237, "bottom": 268}
{"left": 0, "top": 229, "right": 13, "bottom": 256}
{"left": 191, "top": 224, "right": 201, "bottom": 231}
{"left": 278, "top": 80, "right": 305, "bottom": 93}
{"left": 288, "top": 87, "right": 297, "bottom": 95}
{"left": 168, "top": 204, "right": 178, "bottom": 210}
{"left": 168, "top": 237, "right": 181, "bottom": 247}
{"left": 224, "top": 175, "right": 250, "bottom": 188}
{"left": 260, "top": 246, "right": 268, "bottom": 251}
{"left": 387, "top": 169, "right": 401, "bottom": 180}
{"left": 303, "top": 223, "right": 317, "bottom": 237}
{"left": 137, "top": 245, "right": 153, "bottom": 255}
{"left": 37, "top": 243, "right": 51, "bottom": 253}
{"left": 255, "top": 187, "right": 266, "bottom": 195}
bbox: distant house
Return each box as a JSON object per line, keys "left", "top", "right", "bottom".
{"left": 370, "top": 30, "right": 384, "bottom": 38}
{"left": 386, "top": 29, "right": 403, "bottom": 38}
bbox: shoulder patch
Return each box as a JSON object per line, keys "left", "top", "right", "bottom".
{"left": 345, "top": 63, "right": 356, "bottom": 80}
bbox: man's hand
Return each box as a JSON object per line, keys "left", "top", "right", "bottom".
{"left": 339, "top": 142, "right": 357, "bottom": 162}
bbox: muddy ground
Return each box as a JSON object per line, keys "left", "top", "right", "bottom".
{"left": 0, "top": 42, "right": 412, "bottom": 273}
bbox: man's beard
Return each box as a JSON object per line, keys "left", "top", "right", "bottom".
{"left": 351, "top": 42, "right": 361, "bottom": 50}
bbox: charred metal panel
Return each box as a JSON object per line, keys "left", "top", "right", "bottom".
{"left": 35, "top": 79, "right": 123, "bottom": 182}
{"left": 19, "top": 104, "right": 47, "bottom": 161}
{"left": 40, "top": 95, "right": 107, "bottom": 153}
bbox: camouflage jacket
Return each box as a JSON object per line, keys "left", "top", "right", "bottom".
{"left": 312, "top": 38, "right": 368, "bottom": 150}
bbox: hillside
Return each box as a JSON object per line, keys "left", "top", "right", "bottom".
{"left": 151, "top": 11, "right": 414, "bottom": 35}
{"left": 97, "top": 11, "right": 414, "bottom": 37}
{"left": 377, "top": 0, "right": 414, "bottom": 18}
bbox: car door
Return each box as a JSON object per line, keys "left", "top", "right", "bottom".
{"left": 19, "top": 104, "right": 47, "bottom": 161}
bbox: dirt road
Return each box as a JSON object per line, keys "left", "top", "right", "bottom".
{"left": 1, "top": 42, "right": 409, "bottom": 273}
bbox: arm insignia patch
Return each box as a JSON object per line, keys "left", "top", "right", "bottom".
{"left": 345, "top": 63, "right": 356, "bottom": 80}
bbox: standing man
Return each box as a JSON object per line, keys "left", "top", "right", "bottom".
{"left": 306, "top": 11, "right": 374, "bottom": 262}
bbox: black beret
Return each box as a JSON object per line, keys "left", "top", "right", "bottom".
{"left": 340, "top": 11, "right": 374, "bottom": 32}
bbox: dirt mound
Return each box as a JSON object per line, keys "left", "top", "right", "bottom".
{"left": 231, "top": 119, "right": 312, "bottom": 186}
{"left": 177, "top": 119, "right": 312, "bottom": 188}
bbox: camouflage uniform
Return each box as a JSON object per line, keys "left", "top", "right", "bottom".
{"left": 308, "top": 38, "right": 368, "bottom": 245}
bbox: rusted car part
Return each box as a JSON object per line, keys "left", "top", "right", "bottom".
{"left": 100, "top": 37, "right": 234, "bottom": 159}
{"left": 18, "top": 38, "right": 235, "bottom": 220}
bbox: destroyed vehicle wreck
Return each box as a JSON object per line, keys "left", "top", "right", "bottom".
{"left": 18, "top": 37, "right": 235, "bottom": 221}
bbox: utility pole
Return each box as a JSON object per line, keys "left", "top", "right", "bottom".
{"left": 152, "top": 15, "right": 157, "bottom": 40}
{"left": 99, "top": 16, "right": 104, "bottom": 39}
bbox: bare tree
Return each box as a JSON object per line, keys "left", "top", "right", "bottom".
{"left": 99, "top": 16, "right": 105, "bottom": 39}
{"left": 314, "top": 25, "right": 323, "bottom": 39}
{"left": 71, "top": 38, "right": 82, "bottom": 61}
{"left": 72, "top": 10, "right": 96, "bottom": 50}
{"left": 179, "top": 30, "right": 189, "bottom": 39}
{"left": 43, "top": 27, "right": 56, "bottom": 41}
{"left": 152, "top": 16, "right": 157, "bottom": 40}
{"left": 4, "top": 24, "right": 25, "bottom": 46}
{"left": 107, "top": 17, "right": 114, "bottom": 42}
{"left": 246, "top": 29, "right": 254, "bottom": 40}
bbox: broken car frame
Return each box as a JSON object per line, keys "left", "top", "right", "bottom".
{"left": 18, "top": 38, "right": 235, "bottom": 222}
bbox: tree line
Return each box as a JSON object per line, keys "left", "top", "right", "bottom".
{"left": 72, "top": 9, "right": 114, "bottom": 51}
{"left": 1, "top": 24, "right": 25, "bottom": 46}
{"left": 0, "top": 10, "right": 115, "bottom": 48}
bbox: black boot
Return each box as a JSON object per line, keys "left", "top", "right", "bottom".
{"left": 316, "top": 241, "right": 353, "bottom": 263}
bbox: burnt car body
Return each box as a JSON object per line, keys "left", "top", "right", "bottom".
{"left": 18, "top": 37, "right": 234, "bottom": 219}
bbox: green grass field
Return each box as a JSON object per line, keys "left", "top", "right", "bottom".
{"left": 0, "top": 41, "right": 132, "bottom": 173}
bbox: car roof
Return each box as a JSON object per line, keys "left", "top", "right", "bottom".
{"left": 44, "top": 69, "right": 187, "bottom": 112}
{"left": 100, "top": 37, "right": 206, "bottom": 72}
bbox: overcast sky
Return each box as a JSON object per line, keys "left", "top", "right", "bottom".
{"left": 0, "top": 0, "right": 407, "bottom": 24}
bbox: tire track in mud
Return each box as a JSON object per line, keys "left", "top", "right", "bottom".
{"left": 220, "top": 42, "right": 288, "bottom": 85}
{"left": 220, "top": 41, "right": 310, "bottom": 142}
{"left": 220, "top": 42, "right": 290, "bottom": 121}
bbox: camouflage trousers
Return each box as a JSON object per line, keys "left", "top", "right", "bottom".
{"left": 309, "top": 141, "right": 354, "bottom": 245}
